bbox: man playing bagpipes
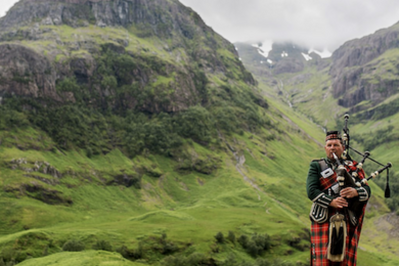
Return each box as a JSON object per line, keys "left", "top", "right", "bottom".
{"left": 306, "top": 130, "right": 371, "bottom": 266}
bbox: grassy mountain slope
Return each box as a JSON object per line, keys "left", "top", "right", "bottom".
{"left": 0, "top": 114, "right": 320, "bottom": 265}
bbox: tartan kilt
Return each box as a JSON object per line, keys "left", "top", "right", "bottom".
{"left": 310, "top": 205, "right": 366, "bottom": 266}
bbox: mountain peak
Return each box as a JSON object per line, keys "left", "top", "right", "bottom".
{"left": 236, "top": 41, "right": 331, "bottom": 75}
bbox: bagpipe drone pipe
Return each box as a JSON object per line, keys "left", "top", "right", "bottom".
{"left": 341, "top": 114, "right": 392, "bottom": 198}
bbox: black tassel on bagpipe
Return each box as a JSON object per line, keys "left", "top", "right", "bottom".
{"left": 385, "top": 168, "right": 391, "bottom": 198}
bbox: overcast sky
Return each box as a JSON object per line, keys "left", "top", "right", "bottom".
{"left": 2, "top": 0, "right": 399, "bottom": 52}
{"left": 0, "top": 0, "right": 15, "bottom": 18}
{"left": 179, "top": 0, "right": 399, "bottom": 52}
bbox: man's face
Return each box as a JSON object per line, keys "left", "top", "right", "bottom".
{"left": 324, "top": 139, "right": 344, "bottom": 160}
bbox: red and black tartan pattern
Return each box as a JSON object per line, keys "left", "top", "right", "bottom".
{"left": 346, "top": 161, "right": 365, "bottom": 180}
{"left": 325, "top": 133, "right": 341, "bottom": 141}
{"left": 319, "top": 172, "right": 337, "bottom": 191}
{"left": 310, "top": 161, "right": 367, "bottom": 266}
{"left": 318, "top": 162, "right": 365, "bottom": 191}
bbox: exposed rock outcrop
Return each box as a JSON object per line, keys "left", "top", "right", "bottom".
{"left": 4, "top": 182, "right": 73, "bottom": 205}
{"left": 0, "top": 44, "right": 64, "bottom": 101}
{"left": 329, "top": 22, "right": 399, "bottom": 108}
{"left": 8, "top": 158, "right": 62, "bottom": 178}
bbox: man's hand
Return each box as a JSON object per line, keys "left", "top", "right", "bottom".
{"left": 330, "top": 197, "right": 348, "bottom": 209}
{"left": 340, "top": 187, "right": 358, "bottom": 199}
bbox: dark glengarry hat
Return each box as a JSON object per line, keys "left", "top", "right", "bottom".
{"left": 325, "top": 130, "right": 342, "bottom": 142}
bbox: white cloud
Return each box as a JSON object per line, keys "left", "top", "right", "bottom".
{"left": 0, "top": 0, "right": 17, "bottom": 18}
{"left": 179, "top": 0, "right": 399, "bottom": 52}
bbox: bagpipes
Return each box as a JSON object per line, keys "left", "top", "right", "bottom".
{"left": 341, "top": 113, "right": 392, "bottom": 198}
{"left": 327, "top": 113, "right": 393, "bottom": 262}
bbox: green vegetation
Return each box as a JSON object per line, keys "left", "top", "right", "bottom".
{"left": 0, "top": 95, "right": 267, "bottom": 159}
{"left": 0, "top": 101, "right": 325, "bottom": 266}
{"left": 63, "top": 240, "right": 86, "bottom": 252}
{"left": 357, "top": 125, "right": 398, "bottom": 151}
{"left": 355, "top": 98, "right": 399, "bottom": 121}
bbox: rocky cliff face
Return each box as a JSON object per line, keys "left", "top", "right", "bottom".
{"left": 0, "top": 44, "right": 57, "bottom": 100}
{"left": 329, "top": 22, "right": 399, "bottom": 108}
{"left": 0, "top": 0, "right": 256, "bottom": 113}
{"left": 1, "top": 0, "right": 199, "bottom": 36}
{"left": 267, "top": 42, "right": 308, "bottom": 74}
